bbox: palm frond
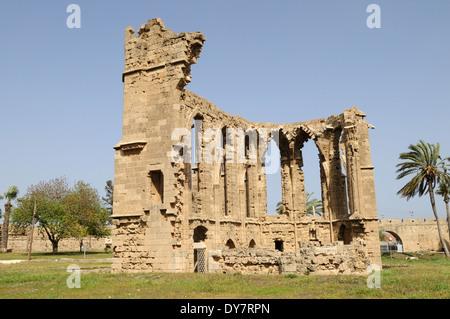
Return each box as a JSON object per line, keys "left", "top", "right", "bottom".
{"left": 396, "top": 140, "right": 449, "bottom": 200}
{"left": 4, "top": 185, "right": 19, "bottom": 202}
{"left": 436, "top": 178, "right": 450, "bottom": 197}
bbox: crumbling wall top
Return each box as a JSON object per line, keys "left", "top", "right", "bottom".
{"left": 123, "top": 18, "right": 206, "bottom": 86}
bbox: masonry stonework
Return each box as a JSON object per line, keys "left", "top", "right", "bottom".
{"left": 0, "top": 226, "right": 109, "bottom": 253}
{"left": 379, "top": 218, "right": 449, "bottom": 253}
{"left": 111, "top": 18, "right": 382, "bottom": 274}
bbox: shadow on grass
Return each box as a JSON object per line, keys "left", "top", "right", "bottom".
{"left": 33, "top": 251, "right": 109, "bottom": 257}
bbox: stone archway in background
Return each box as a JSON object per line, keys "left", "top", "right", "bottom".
{"left": 380, "top": 231, "right": 403, "bottom": 253}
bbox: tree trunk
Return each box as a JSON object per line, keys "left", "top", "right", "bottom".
{"left": 42, "top": 226, "right": 60, "bottom": 254}
{"left": 51, "top": 240, "right": 59, "bottom": 254}
{"left": 445, "top": 196, "right": 450, "bottom": 244}
{"left": 428, "top": 181, "right": 450, "bottom": 257}
{"left": 1, "top": 203, "right": 12, "bottom": 253}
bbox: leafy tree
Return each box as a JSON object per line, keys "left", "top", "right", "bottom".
{"left": 13, "top": 177, "right": 69, "bottom": 254}
{"left": 396, "top": 140, "right": 450, "bottom": 257}
{"left": 64, "top": 181, "right": 110, "bottom": 251}
{"left": 13, "top": 177, "right": 110, "bottom": 254}
{"left": 436, "top": 178, "right": 450, "bottom": 242}
{"left": 2, "top": 186, "right": 19, "bottom": 252}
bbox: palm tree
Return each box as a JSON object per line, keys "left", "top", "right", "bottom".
{"left": 396, "top": 140, "right": 449, "bottom": 257}
{"left": 275, "top": 201, "right": 283, "bottom": 215}
{"left": 2, "top": 185, "right": 19, "bottom": 253}
{"left": 436, "top": 178, "right": 450, "bottom": 242}
{"left": 275, "top": 192, "right": 323, "bottom": 216}
{"left": 305, "top": 192, "right": 323, "bottom": 216}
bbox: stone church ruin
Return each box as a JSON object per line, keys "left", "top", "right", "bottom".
{"left": 111, "top": 18, "right": 382, "bottom": 274}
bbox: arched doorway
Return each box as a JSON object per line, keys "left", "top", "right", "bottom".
{"left": 337, "top": 224, "right": 352, "bottom": 245}
{"left": 380, "top": 231, "right": 403, "bottom": 253}
{"left": 193, "top": 226, "right": 207, "bottom": 272}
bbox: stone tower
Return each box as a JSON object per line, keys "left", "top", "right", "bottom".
{"left": 112, "top": 18, "right": 205, "bottom": 272}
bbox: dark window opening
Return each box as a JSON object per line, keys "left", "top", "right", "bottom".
{"left": 275, "top": 240, "right": 284, "bottom": 252}
{"left": 222, "top": 127, "right": 228, "bottom": 216}
{"left": 193, "top": 226, "right": 208, "bottom": 243}
{"left": 244, "top": 134, "right": 250, "bottom": 159}
{"left": 338, "top": 224, "right": 352, "bottom": 245}
{"left": 309, "top": 228, "right": 318, "bottom": 241}
{"left": 245, "top": 171, "right": 250, "bottom": 217}
{"left": 225, "top": 239, "right": 236, "bottom": 249}
{"left": 149, "top": 170, "right": 164, "bottom": 204}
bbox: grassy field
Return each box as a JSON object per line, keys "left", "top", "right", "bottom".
{"left": 0, "top": 251, "right": 448, "bottom": 299}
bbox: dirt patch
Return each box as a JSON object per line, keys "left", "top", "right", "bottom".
{"left": 382, "top": 264, "right": 409, "bottom": 269}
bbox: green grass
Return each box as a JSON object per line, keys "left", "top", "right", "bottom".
{"left": 0, "top": 251, "right": 448, "bottom": 299}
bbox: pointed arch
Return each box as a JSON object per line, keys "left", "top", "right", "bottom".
{"left": 193, "top": 225, "right": 208, "bottom": 243}
{"left": 264, "top": 129, "right": 282, "bottom": 215}
{"left": 225, "top": 239, "right": 236, "bottom": 249}
{"left": 292, "top": 126, "right": 325, "bottom": 219}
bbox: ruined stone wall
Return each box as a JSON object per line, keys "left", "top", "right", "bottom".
{"left": 209, "top": 240, "right": 370, "bottom": 275}
{"left": 111, "top": 18, "right": 382, "bottom": 273}
{"left": 1, "top": 226, "right": 109, "bottom": 253}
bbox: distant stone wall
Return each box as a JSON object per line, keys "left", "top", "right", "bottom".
{"left": 1, "top": 225, "right": 111, "bottom": 253}
{"left": 379, "top": 218, "right": 449, "bottom": 252}
{"left": 208, "top": 240, "right": 372, "bottom": 275}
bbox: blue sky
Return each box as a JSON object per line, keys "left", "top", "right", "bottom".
{"left": 0, "top": 1, "right": 449, "bottom": 220}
